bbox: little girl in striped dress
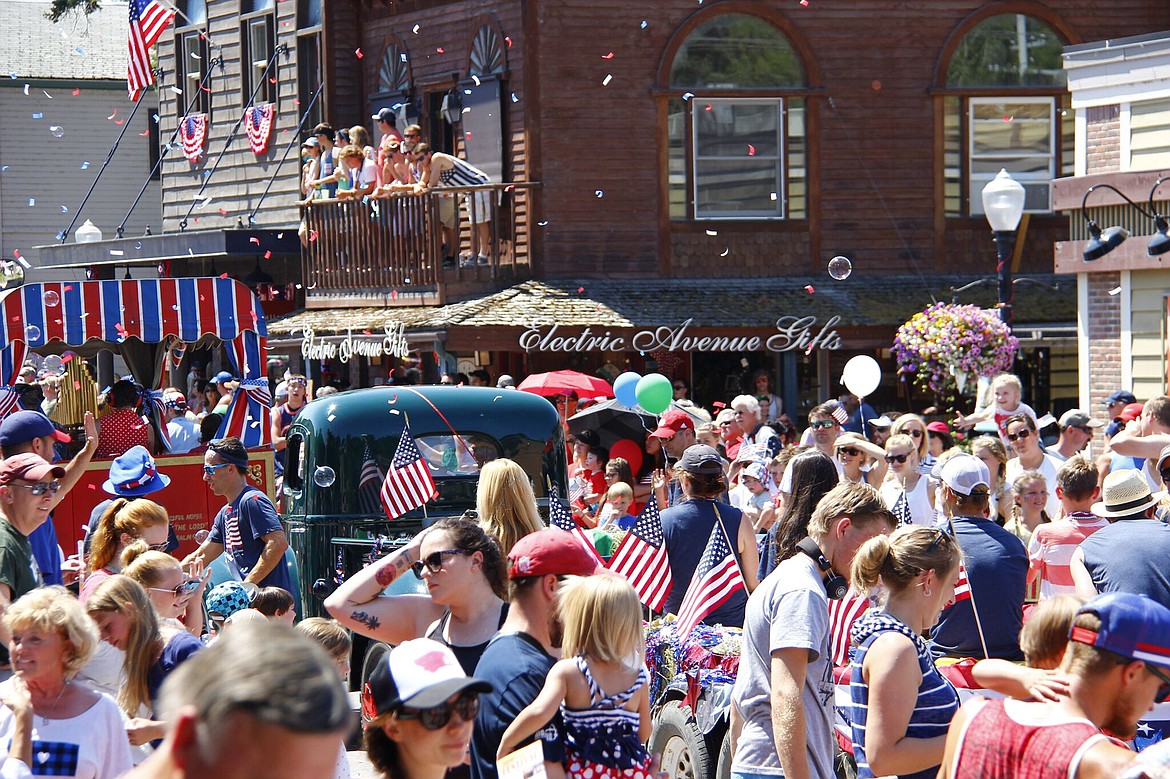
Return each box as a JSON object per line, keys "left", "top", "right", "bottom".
{"left": 497, "top": 575, "right": 652, "bottom": 779}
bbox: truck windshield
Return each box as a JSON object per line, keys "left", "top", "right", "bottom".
{"left": 415, "top": 434, "right": 501, "bottom": 476}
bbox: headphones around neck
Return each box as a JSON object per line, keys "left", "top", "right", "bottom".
{"left": 796, "top": 537, "right": 848, "bottom": 600}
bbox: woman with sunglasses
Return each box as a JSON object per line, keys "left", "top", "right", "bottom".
{"left": 363, "top": 638, "right": 492, "bottom": 779}
{"left": 848, "top": 526, "right": 962, "bottom": 779}
{"left": 326, "top": 517, "right": 509, "bottom": 675}
{"left": 835, "top": 432, "right": 888, "bottom": 487}
{"left": 890, "top": 414, "right": 933, "bottom": 474}
{"left": 85, "top": 575, "right": 202, "bottom": 760}
{"left": 81, "top": 499, "right": 169, "bottom": 603}
{"left": 122, "top": 548, "right": 206, "bottom": 640}
{"left": 879, "top": 434, "right": 937, "bottom": 527}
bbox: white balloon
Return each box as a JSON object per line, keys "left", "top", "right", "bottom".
{"left": 841, "top": 355, "right": 882, "bottom": 398}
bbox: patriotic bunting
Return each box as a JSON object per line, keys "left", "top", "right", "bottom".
{"left": 245, "top": 104, "right": 276, "bottom": 155}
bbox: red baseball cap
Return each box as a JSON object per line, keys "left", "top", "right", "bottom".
{"left": 0, "top": 453, "right": 65, "bottom": 486}
{"left": 926, "top": 421, "right": 950, "bottom": 435}
{"left": 508, "top": 529, "right": 601, "bottom": 579}
{"left": 649, "top": 409, "right": 695, "bottom": 439}
{"left": 1120, "top": 402, "right": 1145, "bottom": 423}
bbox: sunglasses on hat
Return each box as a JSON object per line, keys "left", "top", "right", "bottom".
{"left": 397, "top": 691, "right": 480, "bottom": 729}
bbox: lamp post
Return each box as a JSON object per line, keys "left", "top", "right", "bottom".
{"left": 981, "top": 169, "right": 1027, "bottom": 326}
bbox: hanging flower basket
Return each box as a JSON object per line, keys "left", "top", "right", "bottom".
{"left": 893, "top": 303, "right": 1018, "bottom": 397}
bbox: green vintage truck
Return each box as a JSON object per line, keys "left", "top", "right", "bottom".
{"left": 282, "top": 384, "right": 567, "bottom": 687}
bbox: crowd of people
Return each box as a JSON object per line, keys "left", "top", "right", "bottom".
{"left": 298, "top": 109, "right": 494, "bottom": 267}
{"left": 8, "top": 352, "right": 1170, "bottom": 778}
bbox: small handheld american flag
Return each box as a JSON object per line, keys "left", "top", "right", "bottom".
{"left": 549, "top": 487, "right": 604, "bottom": 566}
{"left": 607, "top": 494, "right": 672, "bottom": 612}
{"left": 675, "top": 521, "right": 746, "bottom": 638}
{"left": 380, "top": 421, "right": 438, "bottom": 520}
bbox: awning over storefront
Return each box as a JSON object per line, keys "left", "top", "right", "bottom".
{"left": 268, "top": 273, "right": 1076, "bottom": 353}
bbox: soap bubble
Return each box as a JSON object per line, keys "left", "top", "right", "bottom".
{"left": 194, "top": 529, "right": 209, "bottom": 544}
{"left": 43, "top": 290, "right": 60, "bottom": 307}
{"left": 50, "top": 126, "right": 64, "bottom": 138}
{"left": 24, "top": 324, "right": 40, "bottom": 342}
{"left": 42, "top": 355, "right": 63, "bottom": 374}
{"left": 827, "top": 255, "right": 853, "bottom": 281}
{"left": 313, "top": 465, "right": 336, "bottom": 488}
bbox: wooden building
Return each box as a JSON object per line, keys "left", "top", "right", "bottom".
{"left": 39, "top": 0, "right": 1170, "bottom": 414}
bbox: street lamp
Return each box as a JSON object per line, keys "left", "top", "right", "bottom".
{"left": 981, "top": 169, "right": 1026, "bottom": 325}
{"left": 1080, "top": 176, "right": 1170, "bottom": 261}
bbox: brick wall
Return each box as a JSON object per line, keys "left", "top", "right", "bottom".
{"left": 1086, "top": 105, "right": 1121, "bottom": 174}
{"left": 1086, "top": 272, "right": 1122, "bottom": 412}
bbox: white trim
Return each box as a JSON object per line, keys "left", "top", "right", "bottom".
{"left": 691, "top": 96, "right": 785, "bottom": 221}
{"left": 1074, "top": 108, "right": 1087, "bottom": 178}
{"left": 1067, "top": 734, "right": 1110, "bottom": 779}
{"left": 1071, "top": 85, "right": 1170, "bottom": 109}
{"left": 1122, "top": 269, "right": 1133, "bottom": 389}
{"left": 1078, "top": 273, "right": 1090, "bottom": 409}
{"left": 1120, "top": 102, "right": 1132, "bottom": 172}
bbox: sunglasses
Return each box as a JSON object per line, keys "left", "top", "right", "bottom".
{"left": 148, "top": 578, "right": 201, "bottom": 598}
{"left": 907, "top": 429, "right": 924, "bottom": 439}
{"left": 147, "top": 541, "right": 169, "bottom": 552}
{"left": 202, "top": 463, "right": 234, "bottom": 476}
{"left": 1006, "top": 429, "right": 1032, "bottom": 443}
{"left": 837, "top": 447, "right": 861, "bottom": 458}
{"left": 1161, "top": 468, "right": 1170, "bottom": 485}
{"left": 10, "top": 480, "right": 61, "bottom": 496}
{"left": 1147, "top": 664, "right": 1170, "bottom": 704}
{"left": 810, "top": 420, "right": 835, "bottom": 430}
{"left": 925, "top": 526, "right": 953, "bottom": 553}
{"left": 1073, "top": 426, "right": 1094, "bottom": 435}
{"left": 412, "top": 549, "right": 471, "bottom": 579}
{"left": 397, "top": 691, "right": 480, "bottom": 730}
{"left": 718, "top": 421, "right": 732, "bottom": 428}
{"left": 404, "top": 133, "right": 420, "bottom": 138}
{"left": 885, "top": 453, "right": 911, "bottom": 464}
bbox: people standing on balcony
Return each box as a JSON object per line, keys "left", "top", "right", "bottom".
{"left": 307, "top": 123, "right": 338, "bottom": 198}
{"left": 411, "top": 144, "right": 493, "bottom": 266}
{"left": 336, "top": 146, "right": 378, "bottom": 201}
{"left": 373, "top": 108, "right": 404, "bottom": 175}
{"left": 299, "top": 138, "right": 322, "bottom": 202}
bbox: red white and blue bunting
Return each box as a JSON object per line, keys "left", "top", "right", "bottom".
{"left": 179, "top": 113, "right": 207, "bottom": 163}
{"left": 245, "top": 104, "right": 275, "bottom": 155}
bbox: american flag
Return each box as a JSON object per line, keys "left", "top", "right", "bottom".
{"left": 829, "top": 590, "right": 871, "bottom": 667}
{"left": 891, "top": 491, "right": 914, "bottom": 527}
{"left": 952, "top": 560, "right": 971, "bottom": 602}
{"left": 675, "top": 522, "right": 746, "bottom": 638}
{"left": 380, "top": 422, "right": 437, "bottom": 519}
{"left": 358, "top": 440, "right": 384, "bottom": 515}
{"left": 829, "top": 400, "right": 850, "bottom": 425}
{"left": 127, "top": 0, "right": 174, "bottom": 100}
{"left": 549, "top": 488, "right": 604, "bottom": 566}
{"left": 607, "top": 495, "right": 672, "bottom": 612}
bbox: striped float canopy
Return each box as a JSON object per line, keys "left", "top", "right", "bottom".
{"left": 0, "top": 278, "right": 271, "bottom": 449}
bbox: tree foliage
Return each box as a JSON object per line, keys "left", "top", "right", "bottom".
{"left": 46, "top": 0, "right": 102, "bottom": 23}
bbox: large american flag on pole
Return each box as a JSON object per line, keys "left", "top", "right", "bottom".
{"left": 607, "top": 494, "right": 672, "bottom": 612}
{"left": 128, "top": 0, "right": 174, "bottom": 100}
{"left": 380, "top": 422, "right": 437, "bottom": 519}
{"left": 549, "top": 488, "right": 604, "bottom": 566}
{"left": 358, "top": 440, "right": 384, "bottom": 516}
{"left": 675, "top": 521, "right": 746, "bottom": 639}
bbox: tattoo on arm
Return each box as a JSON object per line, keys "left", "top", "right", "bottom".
{"left": 375, "top": 556, "right": 406, "bottom": 587}
{"left": 351, "top": 610, "right": 381, "bottom": 631}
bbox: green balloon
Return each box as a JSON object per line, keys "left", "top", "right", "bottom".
{"left": 635, "top": 373, "right": 673, "bottom": 415}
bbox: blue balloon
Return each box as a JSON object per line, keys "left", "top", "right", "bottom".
{"left": 613, "top": 371, "right": 642, "bottom": 407}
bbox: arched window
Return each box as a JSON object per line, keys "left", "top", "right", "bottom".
{"left": 469, "top": 24, "right": 506, "bottom": 77}
{"left": 663, "top": 13, "right": 808, "bottom": 221}
{"left": 173, "top": 0, "right": 210, "bottom": 119}
{"left": 940, "top": 13, "right": 1073, "bottom": 216}
{"left": 378, "top": 40, "right": 412, "bottom": 95}
{"left": 241, "top": 0, "right": 277, "bottom": 107}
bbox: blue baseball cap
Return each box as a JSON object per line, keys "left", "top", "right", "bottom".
{"left": 102, "top": 445, "right": 171, "bottom": 497}
{"left": 0, "top": 411, "right": 71, "bottom": 447}
{"left": 1069, "top": 592, "right": 1170, "bottom": 668}
{"left": 212, "top": 371, "right": 237, "bottom": 385}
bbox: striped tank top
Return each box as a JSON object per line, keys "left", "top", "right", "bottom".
{"left": 849, "top": 612, "right": 959, "bottom": 779}
{"left": 438, "top": 155, "right": 490, "bottom": 187}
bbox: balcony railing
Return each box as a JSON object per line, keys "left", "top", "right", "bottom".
{"left": 300, "top": 182, "right": 537, "bottom": 304}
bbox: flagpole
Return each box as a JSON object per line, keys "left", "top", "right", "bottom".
{"left": 712, "top": 504, "right": 746, "bottom": 584}
{"left": 945, "top": 514, "right": 990, "bottom": 659}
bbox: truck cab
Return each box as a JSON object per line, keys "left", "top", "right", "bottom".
{"left": 282, "top": 385, "right": 567, "bottom": 684}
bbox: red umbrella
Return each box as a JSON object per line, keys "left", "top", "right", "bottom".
{"left": 517, "top": 370, "right": 613, "bottom": 399}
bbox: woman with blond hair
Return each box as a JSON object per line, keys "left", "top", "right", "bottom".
{"left": 0, "top": 587, "right": 133, "bottom": 778}
{"left": 122, "top": 547, "right": 205, "bottom": 638}
{"left": 475, "top": 458, "right": 544, "bottom": 556}
{"left": 889, "top": 414, "right": 932, "bottom": 472}
{"left": 848, "top": 526, "right": 962, "bottom": 779}
{"left": 81, "top": 499, "right": 169, "bottom": 603}
{"left": 879, "top": 434, "right": 936, "bottom": 527}
{"left": 85, "top": 575, "right": 201, "bottom": 759}
{"left": 970, "top": 435, "right": 1010, "bottom": 525}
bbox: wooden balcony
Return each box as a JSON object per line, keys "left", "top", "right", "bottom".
{"left": 300, "top": 182, "right": 537, "bottom": 307}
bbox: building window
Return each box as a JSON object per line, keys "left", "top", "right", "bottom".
{"left": 241, "top": 0, "right": 277, "bottom": 107}
{"left": 941, "top": 13, "right": 1071, "bottom": 216}
{"left": 296, "top": 0, "right": 323, "bottom": 130}
{"left": 174, "top": 0, "right": 210, "bottom": 118}
{"left": 664, "top": 13, "right": 806, "bottom": 221}
{"left": 370, "top": 37, "right": 413, "bottom": 129}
